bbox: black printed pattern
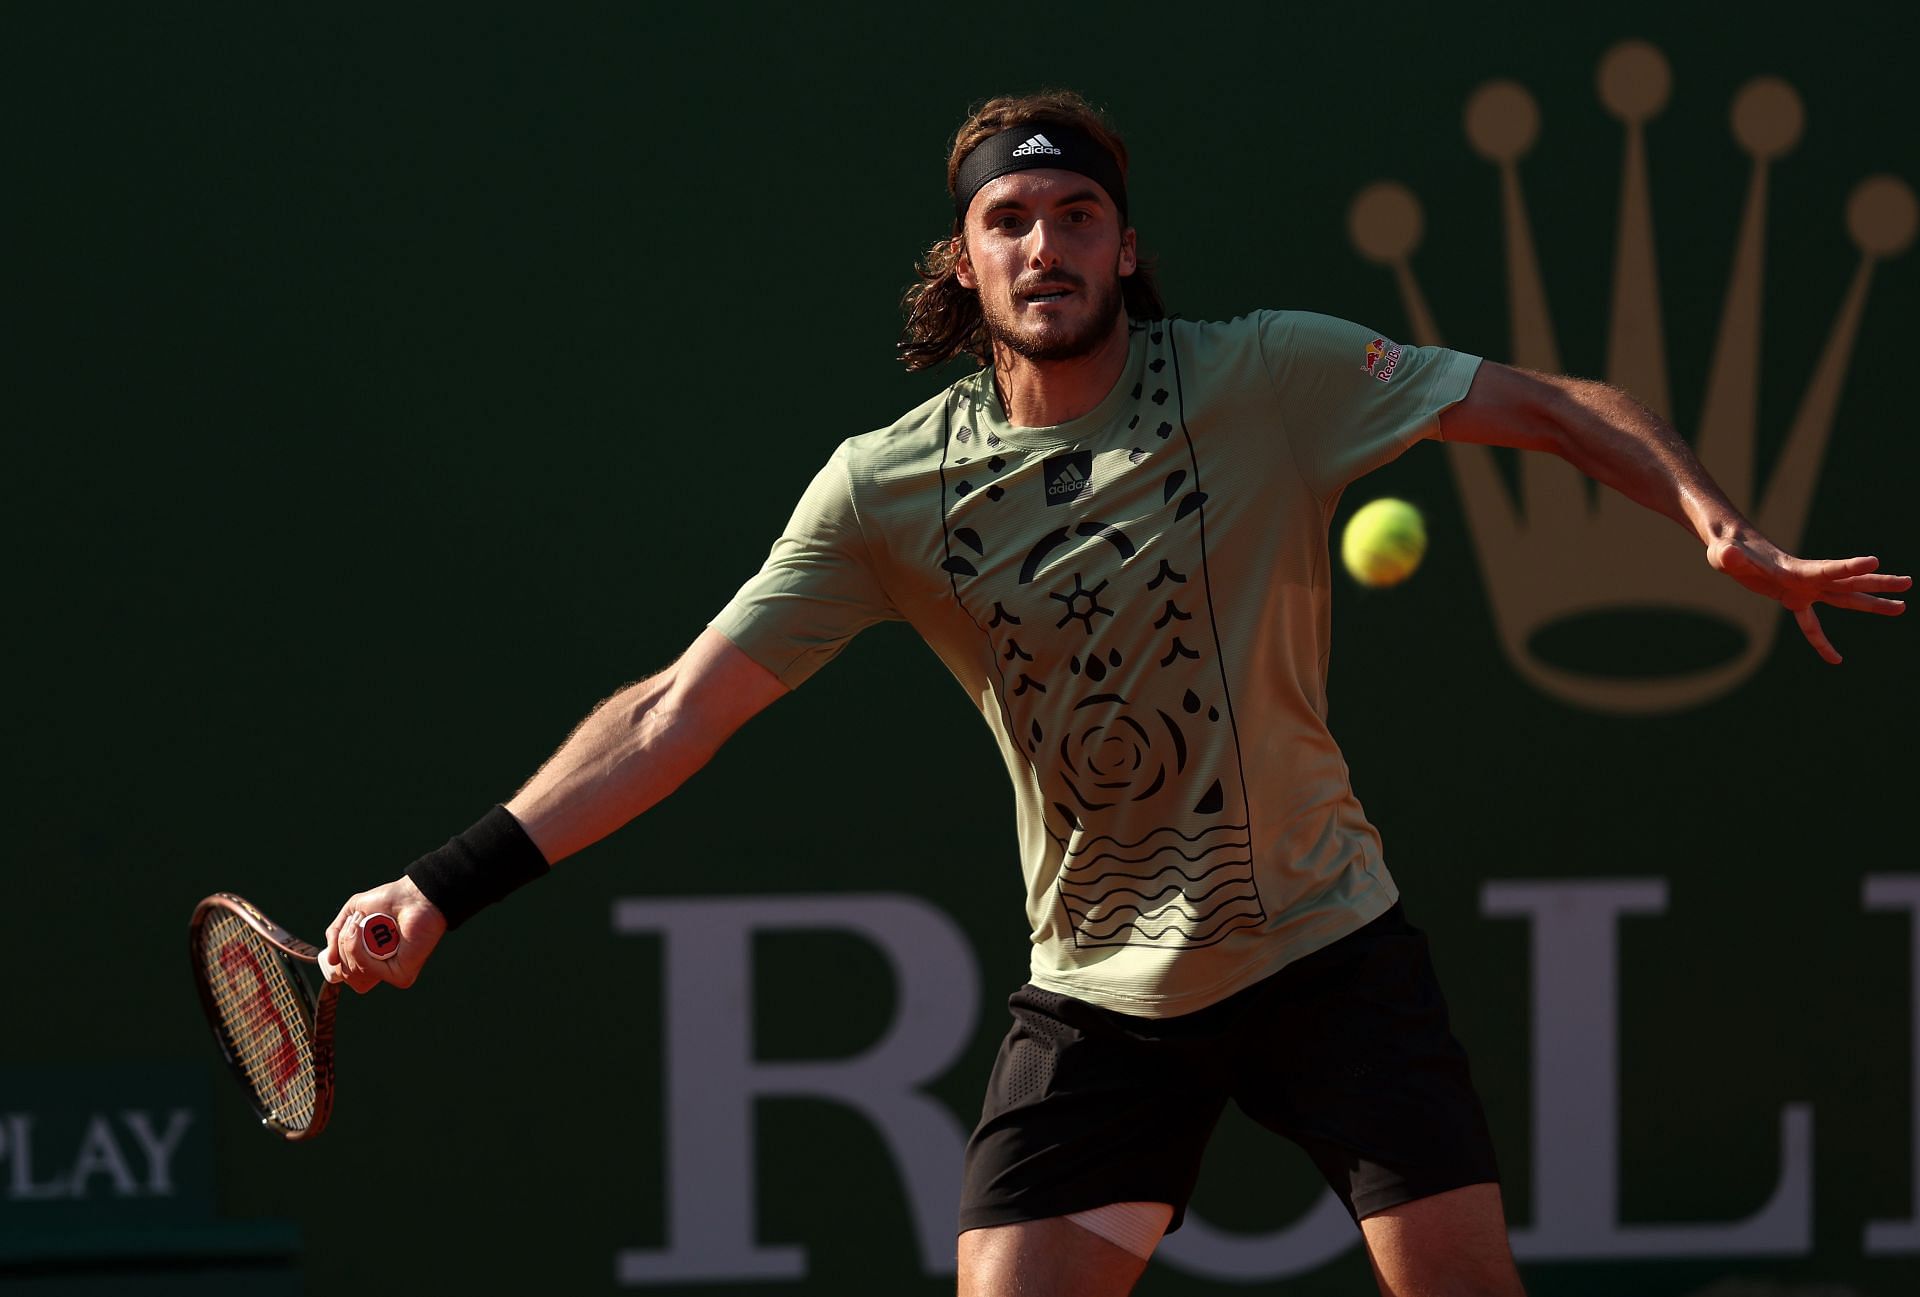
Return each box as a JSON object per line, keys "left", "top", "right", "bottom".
{"left": 936, "top": 325, "right": 1264, "bottom": 948}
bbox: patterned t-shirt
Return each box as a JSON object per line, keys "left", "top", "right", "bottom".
{"left": 712, "top": 311, "right": 1480, "bottom": 1017}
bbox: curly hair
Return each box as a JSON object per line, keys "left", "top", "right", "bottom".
{"left": 897, "top": 90, "right": 1165, "bottom": 372}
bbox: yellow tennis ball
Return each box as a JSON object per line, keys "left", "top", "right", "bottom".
{"left": 1341, "top": 498, "right": 1427, "bottom": 587}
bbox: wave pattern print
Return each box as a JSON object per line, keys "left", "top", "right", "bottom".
{"left": 936, "top": 324, "right": 1264, "bottom": 949}
{"left": 1060, "top": 823, "right": 1259, "bottom": 944}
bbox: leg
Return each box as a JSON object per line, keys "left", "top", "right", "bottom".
{"left": 1359, "top": 1182, "right": 1525, "bottom": 1297}
{"left": 958, "top": 1216, "right": 1150, "bottom": 1297}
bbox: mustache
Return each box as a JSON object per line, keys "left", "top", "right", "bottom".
{"left": 1012, "top": 271, "right": 1086, "bottom": 296}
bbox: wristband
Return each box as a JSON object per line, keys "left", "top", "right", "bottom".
{"left": 405, "top": 805, "right": 550, "bottom": 930}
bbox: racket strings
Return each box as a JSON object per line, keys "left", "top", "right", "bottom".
{"left": 200, "top": 911, "right": 319, "bottom": 1129}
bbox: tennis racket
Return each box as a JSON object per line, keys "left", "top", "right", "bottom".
{"left": 187, "top": 892, "right": 400, "bottom": 1140}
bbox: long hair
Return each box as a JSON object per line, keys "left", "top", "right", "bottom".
{"left": 898, "top": 90, "right": 1165, "bottom": 372}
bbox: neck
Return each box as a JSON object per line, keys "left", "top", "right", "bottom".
{"left": 990, "top": 315, "right": 1132, "bottom": 428}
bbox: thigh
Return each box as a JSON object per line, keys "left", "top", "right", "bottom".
{"left": 1231, "top": 905, "right": 1503, "bottom": 1220}
{"left": 959, "top": 985, "right": 1229, "bottom": 1234}
{"left": 958, "top": 1215, "right": 1151, "bottom": 1297}
{"left": 1359, "top": 1182, "right": 1525, "bottom": 1296}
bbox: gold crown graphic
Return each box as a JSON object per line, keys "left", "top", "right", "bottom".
{"left": 1349, "top": 40, "right": 1915, "bottom": 714}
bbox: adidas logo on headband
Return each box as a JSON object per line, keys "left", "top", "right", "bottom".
{"left": 953, "top": 124, "right": 1128, "bottom": 220}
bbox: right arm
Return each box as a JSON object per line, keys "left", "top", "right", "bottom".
{"left": 324, "top": 627, "right": 788, "bottom": 991}
{"left": 506, "top": 626, "right": 790, "bottom": 864}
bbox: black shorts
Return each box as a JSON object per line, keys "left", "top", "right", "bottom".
{"left": 957, "top": 903, "right": 1499, "bottom": 1233}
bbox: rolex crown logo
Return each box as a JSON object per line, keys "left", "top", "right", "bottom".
{"left": 1349, "top": 40, "right": 1915, "bottom": 714}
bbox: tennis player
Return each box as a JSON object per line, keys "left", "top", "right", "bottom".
{"left": 327, "top": 92, "right": 1907, "bottom": 1296}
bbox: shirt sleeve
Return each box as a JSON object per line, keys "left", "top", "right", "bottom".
{"left": 1257, "top": 311, "right": 1481, "bottom": 498}
{"left": 709, "top": 442, "right": 901, "bottom": 690}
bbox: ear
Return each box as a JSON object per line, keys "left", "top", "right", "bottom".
{"left": 1118, "top": 226, "right": 1138, "bottom": 278}
{"left": 952, "top": 235, "right": 977, "bottom": 290}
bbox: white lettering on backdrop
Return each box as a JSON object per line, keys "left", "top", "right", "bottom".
{"left": 608, "top": 879, "right": 1917, "bottom": 1284}
{"left": 0, "top": 1108, "right": 195, "bottom": 1201}
{"left": 611, "top": 895, "right": 977, "bottom": 1284}
{"left": 1484, "top": 880, "right": 1812, "bottom": 1260}
{"left": 1864, "top": 874, "right": 1920, "bottom": 1255}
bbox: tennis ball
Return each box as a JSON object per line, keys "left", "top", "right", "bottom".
{"left": 1341, "top": 498, "right": 1427, "bottom": 588}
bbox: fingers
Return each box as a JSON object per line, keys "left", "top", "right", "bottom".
{"left": 1819, "top": 590, "right": 1907, "bottom": 616}
{"left": 1828, "top": 572, "right": 1911, "bottom": 594}
{"left": 323, "top": 905, "right": 368, "bottom": 986}
{"left": 323, "top": 877, "right": 449, "bottom": 994}
{"left": 1713, "top": 543, "right": 1908, "bottom": 636}
{"left": 1803, "top": 556, "right": 1907, "bottom": 611}
{"left": 1805, "top": 560, "right": 1905, "bottom": 616}
{"left": 337, "top": 913, "right": 385, "bottom": 994}
{"left": 323, "top": 906, "right": 349, "bottom": 969}
{"left": 1794, "top": 605, "right": 1842, "bottom": 665}
{"left": 1788, "top": 554, "right": 1884, "bottom": 582}
{"left": 1726, "top": 548, "right": 1907, "bottom": 591}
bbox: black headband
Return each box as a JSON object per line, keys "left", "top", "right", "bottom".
{"left": 952, "top": 123, "right": 1129, "bottom": 225}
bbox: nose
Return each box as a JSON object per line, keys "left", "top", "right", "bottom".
{"left": 1025, "top": 218, "right": 1063, "bottom": 269}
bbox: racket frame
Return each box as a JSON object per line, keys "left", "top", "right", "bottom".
{"left": 188, "top": 891, "right": 339, "bottom": 1141}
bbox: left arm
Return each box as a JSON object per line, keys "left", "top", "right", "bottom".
{"left": 1437, "top": 362, "right": 1908, "bottom": 663}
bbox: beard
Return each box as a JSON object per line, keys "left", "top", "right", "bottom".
{"left": 979, "top": 265, "right": 1126, "bottom": 363}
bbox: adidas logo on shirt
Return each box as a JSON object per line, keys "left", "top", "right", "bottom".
{"left": 1011, "top": 133, "right": 1063, "bottom": 157}
{"left": 1043, "top": 450, "right": 1093, "bottom": 504}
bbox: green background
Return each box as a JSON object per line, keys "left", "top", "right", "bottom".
{"left": 7, "top": 3, "right": 1916, "bottom": 1293}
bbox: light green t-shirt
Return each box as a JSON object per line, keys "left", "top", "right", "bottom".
{"left": 713, "top": 311, "right": 1480, "bottom": 1017}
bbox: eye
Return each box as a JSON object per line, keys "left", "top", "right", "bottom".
{"left": 1067, "top": 209, "right": 1093, "bottom": 224}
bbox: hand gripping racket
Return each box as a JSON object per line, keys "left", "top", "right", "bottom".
{"left": 188, "top": 893, "right": 401, "bottom": 1140}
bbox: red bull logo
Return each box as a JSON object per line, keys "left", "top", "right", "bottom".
{"left": 1363, "top": 337, "right": 1387, "bottom": 373}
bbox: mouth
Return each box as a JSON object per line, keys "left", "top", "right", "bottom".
{"left": 1019, "top": 284, "right": 1077, "bottom": 306}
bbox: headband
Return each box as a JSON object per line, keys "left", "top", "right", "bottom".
{"left": 952, "top": 123, "right": 1129, "bottom": 225}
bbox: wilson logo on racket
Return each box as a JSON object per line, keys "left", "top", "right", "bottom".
{"left": 361, "top": 914, "right": 402, "bottom": 958}
{"left": 190, "top": 892, "right": 341, "bottom": 1140}
{"left": 216, "top": 939, "right": 302, "bottom": 1103}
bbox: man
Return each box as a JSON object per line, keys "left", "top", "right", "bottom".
{"left": 326, "top": 92, "right": 1906, "bottom": 1296}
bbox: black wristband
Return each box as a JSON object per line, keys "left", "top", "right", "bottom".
{"left": 405, "top": 805, "right": 550, "bottom": 930}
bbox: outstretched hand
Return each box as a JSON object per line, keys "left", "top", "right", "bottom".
{"left": 323, "top": 875, "right": 447, "bottom": 994}
{"left": 1707, "top": 536, "right": 1909, "bottom": 664}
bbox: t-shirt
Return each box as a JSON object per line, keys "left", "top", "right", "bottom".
{"left": 712, "top": 311, "right": 1481, "bottom": 1017}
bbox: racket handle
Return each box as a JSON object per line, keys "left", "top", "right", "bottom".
{"left": 356, "top": 912, "right": 402, "bottom": 960}
{"left": 317, "top": 912, "right": 402, "bottom": 983}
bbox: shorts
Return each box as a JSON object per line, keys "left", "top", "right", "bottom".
{"left": 957, "top": 903, "right": 1500, "bottom": 1233}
